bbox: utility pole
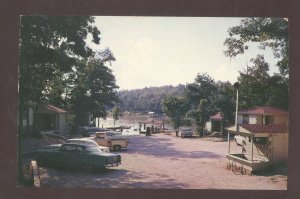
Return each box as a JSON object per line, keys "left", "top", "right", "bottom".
{"left": 228, "top": 82, "right": 240, "bottom": 154}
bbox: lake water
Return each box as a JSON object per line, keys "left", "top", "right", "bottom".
{"left": 95, "top": 115, "right": 173, "bottom": 135}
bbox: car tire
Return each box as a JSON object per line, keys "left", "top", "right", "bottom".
{"left": 82, "top": 163, "right": 95, "bottom": 173}
{"left": 114, "top": 145, "right": 121, "bottom": 151}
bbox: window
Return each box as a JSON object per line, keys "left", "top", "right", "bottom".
{"left": 254, "top": 137, "right": 268, "bottom": 145}
{"left": 76, "top": 145, "right": 85, "bottom": 152}
{"left": 61, "top": 144, "right": 76, "bottom": 151}
{"left": 265, "top": 115, "right": 274, "bottom": 125}
{"left": 242, "top": 114, "right": 249, "bottom": 124}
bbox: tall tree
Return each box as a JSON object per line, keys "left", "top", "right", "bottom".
{"left": 185, "top": 73, "right": 217, "bottom": 106}
{"left": 185, "top": 73, "right": 218, "bottom": 136}
{"left": 187, "top": 99, "right": 215, "bottom": 137}
{"left": 224, "top": 18, "right": 288, "bottom": 77}
{"left": 71, "top": 57, "right": 119, "bottom": 126}
{"left": 112, "top": 106, "right": 121, "bottom": 128}
{"left": 162, "top": 96, "right": 189, "bottom": 136}
{"left": 238, "top": 54, "right": 271, "bottom": 109}
{"left": 237, "top": 55, "right": 288, "bottom": 109}
{"left": 19, "top": 16, "right": 101, "bottom": 134}
{"left": 214, "top": 81, "right": 236, "bottom": 127}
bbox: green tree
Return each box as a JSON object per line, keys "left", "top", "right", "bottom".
{"left": 224, "top": 17, "right": 288, "bottom": 77}
{"left": 117, "top": 85, "right": 185, "bottom": 114}
{"left": 71, "top": 57, "right": 119, "bottom": 126}
{"left": 112, "top": 106, "right": 121, "bottom": 128}
{"left": 187, "top": 99, "right": 216, "bottom": 137}
{"left": 237, "top": 55, "right": 288, "bottom": 109}
{"left": 185, "top": 73, "right": 218, "bottom": 136}
{"left": 214, "top": 81, "right": 236, "bottom": 127}
{"left": 162, "top": 96, "right": 189, "bottom": 136}
{"left": 19, "top": 16, "right": 101, "bottom": 134}
{"left": 238, "top": 54, "right": 271, "bottom": 109}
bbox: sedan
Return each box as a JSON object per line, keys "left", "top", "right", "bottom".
{"left": 26, "top": 143, "right": 121, "bottom": 172}
{"left": 44, "top": 138, "right": 111, "bottom": 153}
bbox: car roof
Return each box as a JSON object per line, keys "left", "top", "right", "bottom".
{"left": 62, "top": 143, "right": 99, "bottom": 148}
{"left": 68, "top": 138, "right": 94, "bottom": 141}
{"left": 67, "top": 138, "right": 97, "bottom": 144}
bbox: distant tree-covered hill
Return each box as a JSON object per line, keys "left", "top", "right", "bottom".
{"left": 117, "top": 84, "right": 186, "bottom": 114}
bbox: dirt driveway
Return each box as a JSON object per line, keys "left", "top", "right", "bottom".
{"left": 39, "top": 133, "right": 287, "bottom": 189}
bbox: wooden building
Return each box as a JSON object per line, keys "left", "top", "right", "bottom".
{"left": 226, "top": 106, "right": 288, "bottom": 172}
{"left": 138, "top": 120, "right": 165, "bottom": 134}
{"left": 36, "top": 105, "right": 68, "bottom": 133}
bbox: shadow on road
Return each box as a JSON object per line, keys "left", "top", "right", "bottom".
{"left": 122, "top": 134, "right": 222, "bottom": 159}
{"left": 40, "top": 167, "right": 187, "bottom": 188}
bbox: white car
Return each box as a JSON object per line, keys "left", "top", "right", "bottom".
{"left": 66, "top": 138, "right": 110, "bottom": 152}
{"left": 234, "top": 135, "right": 246, "bottom": 146}
{"left": 179, "top": 128, "right": 193, "bottom": 138}
{"left": 103, "top": 131, "right": 127, "bottom": 140}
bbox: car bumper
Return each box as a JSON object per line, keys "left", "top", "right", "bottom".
{"left": 105, "top": 155, "right": 121, "bottom": 167}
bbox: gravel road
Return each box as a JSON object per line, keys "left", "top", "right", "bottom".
{"left": 39, "top": 133, "right": 287, "bottom": 189}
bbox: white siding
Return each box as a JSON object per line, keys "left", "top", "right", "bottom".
{"left": 22, "top": 108, "right": 33, "bottom": 126}
{"left": 272, "top": 133, "right": 288, "bottom": 163}
{"left": 237, "top": 115, "right": 243, "bottom": 124}
{"left": 59, "top": 113, "right": 67, "bottom": 133}
{"left": 206, "top": 121, "right": 212, "bottom": 132}
{"left": 249, "top": 115, "right": 257, "bottom": 124}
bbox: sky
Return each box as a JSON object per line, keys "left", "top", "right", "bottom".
{"left": 87, "top": 16, "right": 280, "bottom": 90}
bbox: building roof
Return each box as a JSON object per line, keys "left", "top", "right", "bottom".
{"left": 210, "top": 112, "right": 223, "bottom": 121}
{"left": 238, "top": 106, "right": 288, "bottom": 115}
{"left": 240, "top": 124, "right": 287, "bottom": 134}
{"left": 46, "top": 105, "right": 67, "bottom": 113}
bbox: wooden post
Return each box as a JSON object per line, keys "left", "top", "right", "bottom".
{"left": 251, "top": 137, "right": 254, "bottom": 162}
{"left": 138, "top": 122, "right": 141, "bottom": 134}
{"left": 228, "top": 132, "right": 230, "bottom": 154}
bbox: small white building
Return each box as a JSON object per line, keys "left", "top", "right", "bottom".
{"left": 22, "top": 104, "right": 68, "bottom": 133}
{"left": 226, "top": 106, "right": 288, "bottom": 172}
{"left": 36, "top": 105, "right": 68, "bottom": 133}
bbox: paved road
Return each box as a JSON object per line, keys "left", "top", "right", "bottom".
{"left": 39, "top": 133, "right": 287, "bottom": 189}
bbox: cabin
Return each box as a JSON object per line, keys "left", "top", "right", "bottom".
{"left": 36, "top": 105, "right": 68, "bottom": 133}
{"left": 22, "top": 104, "right": 68, "bottom": 133}
{"left": 226, "top": 106, "right": 288, "bottom": 172}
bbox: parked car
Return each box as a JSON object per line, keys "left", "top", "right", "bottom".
{"left": 79, "top": 126, "right": 110, "bottom": 137}
{"left": 26, "top": 143, "right": 121, "bottom": 172}
{"left": 102, "top": 131, "right": 128, "bottom": 139}
{"left": 66, "top": 138, "right": 110, "bottom": 152}
{"left": 93, "top": 132, "right": 128, "bottom": 151}
{"left": 234, "top": 135, "right": 246, "bottom": 146}
{"left": 179, "top": 128, "right": 193, "bottom": 138}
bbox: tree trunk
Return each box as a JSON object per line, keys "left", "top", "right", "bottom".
{"left": 26, "top": 102, "right": 30, "bottom": 135}
{"left": 32, "top": 102, "right": 39, "bottom": 135}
